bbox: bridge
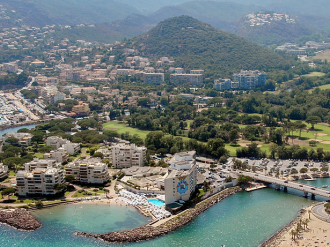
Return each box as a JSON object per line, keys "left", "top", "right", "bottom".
{"left": 233, "top": 171, "right": 330, "bottom": 200}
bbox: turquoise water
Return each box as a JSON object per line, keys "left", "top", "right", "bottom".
{"left": 0, "top": 124, "right": 36, "bottom": 137}
{"left": 0, "top": 204, "right": 149, "bottom": 247}
{"left": 1, "top": 181, "right": 327, "bottom": 247}
{"left": 148, "top": 199, "right": 165, "bottom": 207}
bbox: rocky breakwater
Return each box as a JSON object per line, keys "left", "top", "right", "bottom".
{"left": 0, "top": 208, "right": 41, "bottom": 231}
{"left": 77, "top": 187, "right": 242, "bottom": 243}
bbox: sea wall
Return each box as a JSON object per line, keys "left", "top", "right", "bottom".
{"left": 0, "top": 208, "right": 41, "bottom": 231}
{"left": 76, "top": 186, "right": 242, "bottom": 243}
{"left": 259, "top": 208, "right": 306, "bottom": 247}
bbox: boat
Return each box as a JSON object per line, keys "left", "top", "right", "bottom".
{"left": 305, "top": 178, "right": 316, "bottom": 181}
{"left": 322, "top": 185, "right": 328, "bottom": 188}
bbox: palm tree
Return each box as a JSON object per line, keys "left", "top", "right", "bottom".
{"left": 308, "top": 209, "right": 311, "bottom": 220}
{"left": 303, "top": 218, "right": 309, "bottom": 229}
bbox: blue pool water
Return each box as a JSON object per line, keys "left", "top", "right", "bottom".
{"left": 148, "top": 199, "right": 165, "bottom": 207}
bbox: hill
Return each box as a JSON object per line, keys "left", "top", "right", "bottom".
{"left": 0, "top": 0, "right": 139, "bottom": 27}
{"left": 231, "top": 12, "right": 314, "bottom": 46}
{"left": 149, "top": 1, "right": 263, "bottom": 31}
{"left": 131, "top": 16, "right": 291, "bottom": 77}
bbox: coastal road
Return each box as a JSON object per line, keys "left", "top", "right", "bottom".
{"left": 233, "top": 171, "right": 330, "bottom": 199}
{"left": 312, "top": 203, "right": 330, "bottom": 220}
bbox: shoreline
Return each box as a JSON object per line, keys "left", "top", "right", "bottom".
{"left": 76, "top": 186, "right": 242, "bottom": 244}
{"left": 260, "top": 204, "right": 330, "bottom": 247}
{"left": 259, "top": 208, "right": 306, "bottom": 247}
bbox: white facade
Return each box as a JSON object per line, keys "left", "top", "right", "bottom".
{"left": 111, "top": 143, "right": 146, "bottom": 169}
{"left": 165, "top": 151, "right": 198, "bottom": 205}
{"left": 65, "top": 159, "right": 110, "bottom": 184}
{"left": 143, "top": 73, "right": 164, "bottom": 85}
{"left": 2, "top": 133, "right": 33, "bottom": 146}
{"left": 0, "top": 164, "right": 8, "bottom": 180}
{"left": 46, "top": 136, "right": 80, "bottom": 155}
{"left": 16, "top": 163, "right": 64, "bottom": 196}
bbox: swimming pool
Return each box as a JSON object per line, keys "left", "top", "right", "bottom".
{"left": 148, "top": 199, "right": 165, "bottom": 207}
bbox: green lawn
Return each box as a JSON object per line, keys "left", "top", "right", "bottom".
{"left": 103, "top": 121, "right": 150, "bottom": 139}
{"left": 304, "top": 72, "right": 325, "bottom": 77}
{"left": 34, "top": 153, "right": 44, "bottom": 159}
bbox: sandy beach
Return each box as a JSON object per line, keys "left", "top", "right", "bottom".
{"left": 275, "top": 206, "right": 330, "bottom": 247}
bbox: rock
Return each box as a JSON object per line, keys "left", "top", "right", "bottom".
{"left": 0, "top": 208, "right": 41, "bottom": 231}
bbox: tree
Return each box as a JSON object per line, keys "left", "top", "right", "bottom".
{"left": 53, "top": 184, "right": 67, "bottom": 191}
{"left": 65, "top": 175, "right": 75, "bottom": 183}
{"left": 1, "top": 187, "right": 15, "bottom": 199}
{"left": 5, "top": 137, "right": 19, "bottom": 145}
{"left": 321, "top": 166, "right": 329, "bottom": 172}
{"left": 237, "top": 175, "right": 252, "bottom": 186}
{"left": 299, "top": 168, "right": 308, "bottom": 174}
{"left": 306, "top": 116, "right": 321, "bottom": 130}
{"left": 92, "top": 152, "right": 104, "bottom": 158}
{"left": 35, "top": 200, "right": 44, "bottom": 208}
{"left": 291, "top": 168, "right": 298, "bottom": 175}
{"left": 310, "top": 167, "right": 319, "bottom": 173}
{"left": 294, "top": 121, "right": 307, "bottom": 138}
{"left": 269, "top": 144, "right": 278, "bottom": 159}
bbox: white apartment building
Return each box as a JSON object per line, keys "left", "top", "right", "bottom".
{"left": 111, "top": 143, "right": 146, "bottom": 169}
{"left": 46, "top": 136, "right": 80, "bottom": 155}
{"left": 43, "top": 148, "right": 68, "bottom": 163}
{"left": 2, "top": 133, "right": 33, "bottom": 146}
{"left": 165, "top": 151, "right": 198, "bottom": 205}
{"left": 16, "top": 163, "right": 64, "bottom": 196}
{"left": 143, "top": 73, "right": 164, "bottom": 85}
{"left": 23, "top": 158, "right": 61, "bottom": 172}
{"left": 65, "top": 158, "right": 110, "bottom": 184}
{"left": 170, "top": 74, "right": 203, "bottom": 86}
{"left": 0, "top": 164, "right": 8, "bottom": 180}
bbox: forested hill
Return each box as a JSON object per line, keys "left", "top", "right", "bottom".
{"left": 131, "top": 16, "right": 292, "bottom": 77}
{"left": 231, "top": 14, "right": 313, "bottom": 46}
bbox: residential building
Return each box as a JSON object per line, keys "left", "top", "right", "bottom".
{"left": 46, "top": 136, "right": 80, "bottom": 155}
{"left": 30, "top": 59, "right": 45, "bottom": 67}
{"left": 143, "top": 73, "right": 164, "bottom": 85}
{"left": 2, "top": 133, "right": 33, "bottom": 146}
{"left": 0, "top": 164, "right": 8, "bottom": 180}
{"left": 111, "top": 143, "right": 146, "bottom": 169}
{"left": 43, "top": 148, "right": 68, "bottom": 163}
{"left": 49, "top": 92, "right": 65, "bottom": 105}
{"left": 165, "top": 151, "right": 197, "bottom": 205}
{"left": 214, "top": 79, "right": 232, "bottom": 91}
{"left": 170, "top": 74, "right": 203, "bottom": 86}
{"left": 16, "top": 166, "right": 64, "bottom": 196}
{"left": 3, "top": 62, "right": 18, "bottom": 73}
{"left": 72, "top": 102, "right": 90, "bottom": 115}
{"left": 233, "top": 70, "right": 267, "bottom": 90}
{"left": 23, "top": 158, "right": 61, "bottom": 172}
{"left": 65, "top": 158, "right": 110, "bottom": 184}
{"left": 62, "top": 142, "right": 80, "bottom": 155}
{"left": 46, "top": 136, "right": 67, "bottom": 150}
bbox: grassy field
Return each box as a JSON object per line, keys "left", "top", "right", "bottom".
{"left": 304, "top": 72, "right": 325, "bottom": 77}
{"left": 103, "top": 121, "right": 150, "bottom": 139}
{"left": 34, "top": 153, "right": 44, "bottom": 159}
{"left": 312, "top": 50, "right": 330, "bottom": 62}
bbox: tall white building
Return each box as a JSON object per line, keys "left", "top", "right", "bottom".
{"left": 65, "top": 158, "right": 110, "bottom": 184}
{"left": 16, "top": 162, "right": 64, "bottom": 196}
{"left": 46, "top": 136, "right": 80, "bottom": 155}
{"left": 165, "top": 151, "right": 197, "bottom": 205}
{"left": 0, "top": 164, "right": 8, "bottom": 180}
{"left": 111, "top": 143, "right": 146, "bottom": 169}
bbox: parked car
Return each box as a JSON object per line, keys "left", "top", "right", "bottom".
{"left": 284, "top": 181, "right": 288, "bottom": 183}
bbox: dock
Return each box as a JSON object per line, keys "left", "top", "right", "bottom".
{"left": 245, "top": 183, "right": 267, "bottom": 192}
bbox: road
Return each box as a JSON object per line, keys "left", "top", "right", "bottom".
{"left": 312, "top": 203, "right": 330, "bottom": 219}
{"left": 233, "top": 171, "right": 330, "bottom": 199}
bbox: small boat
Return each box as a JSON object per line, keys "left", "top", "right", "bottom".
{"left": 305, "top": 178, "right": 316, "bottom": 181}
{"left": 322, "top": 185, "right": 328, "bottom": 188}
